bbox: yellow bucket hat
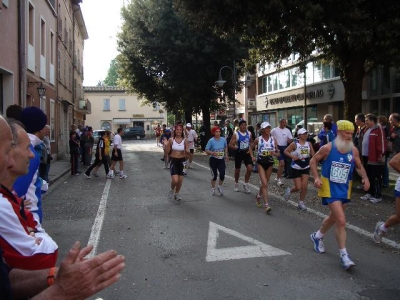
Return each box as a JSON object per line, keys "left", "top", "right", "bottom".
{"left": 337, "top": 120, "right": 355, "bottom": 131}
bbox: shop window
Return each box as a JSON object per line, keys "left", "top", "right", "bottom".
{"left": 393, "top": 97, "right": 400, "bottom": 114}
{"left": 381, "top": 98, "right": 390, "bottom": 118}
{"left": 394, "top": 69, "right": 400, "bottom": 93}
{"left": 369, "top": 99, "right": 379, "bottom": 115}
{"left": 382, "top": 66, "right": 391, "bottom": 95}
{"left": 369, "top": 69, "right": 378, "bottom": 96}
{"left": 307, "top": 105, "right": 318, "bottom": 121}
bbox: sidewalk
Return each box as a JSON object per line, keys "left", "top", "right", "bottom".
{"left": 47, "top": 159, "right": 71, "bottom": 184}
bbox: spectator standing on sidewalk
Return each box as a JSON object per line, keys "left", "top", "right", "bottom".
{"left": 271, "top": 118, "right": 293, "bottom": 186}
{"left": 389, "top": 113, "right": 400, "bottom": 154}
{"left": 13, "top": 106, "right": 48, "bottom": 224}
{"left": 378, "top": 115, "right": 390, "bottom": 188}
{"left": 373, "top": 152, "right": 400, "bottom": 243}
{"left": 354, "top": 113, "right": 368, "bottom": 189}
{"left": 360, "top": 114, "right": 386, "bottom": 203}
{"left": 69, "top": 131, "right": 81, "bottom": 176}
{"left": 310, "top": 120, "right": 369, "bottom": 270}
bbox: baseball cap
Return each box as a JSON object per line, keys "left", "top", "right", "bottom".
{"left": 298, "top": 128, "right": 308, "bottom": 135}
{"left": 260, "top": 122, "right": 271, "bottom": 129}
{"left": 186, "top": 123, "right": 192, "bottom": 127}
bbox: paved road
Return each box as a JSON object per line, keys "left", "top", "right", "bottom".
{"left": 42, "top": 140, "right": 400, "bottom": 300}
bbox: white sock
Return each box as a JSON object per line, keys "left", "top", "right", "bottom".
{"left": 315, "top": 230, "right": 324, "bottom": 239}
{"left": 339, "top": 248, "right": 348, "bottom": 256}
{"left": 380, "top": 224, "right": 388, "bottom": 232}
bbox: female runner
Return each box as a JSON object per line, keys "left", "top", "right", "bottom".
{"left": 252, "top": 122, "right": 280, "bottom": 213}
{"left": 165, "top": 125, "right": 189, "bottom": 201}
{"left": 205, "top": 126, "right": 228, "bottom": 196}
{"left": 283, "top": 128, "right": 315, "bottom": 210}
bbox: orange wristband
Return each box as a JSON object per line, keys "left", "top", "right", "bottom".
{"left": 47, "top": 267, "right": 56, "bottom": 286}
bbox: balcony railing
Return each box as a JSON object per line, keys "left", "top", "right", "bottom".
{"left": 78, "top": 99, "right": 91, "bottom": 114}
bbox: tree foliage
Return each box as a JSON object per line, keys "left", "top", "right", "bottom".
{"left": 175, "top": 0, "right": 400, "bottom": 119}
{"left": 117, "top": 0, "right": 250, "bottom": 139}
{"left": 103, "top": 59, "right": 120, "bottom": 86}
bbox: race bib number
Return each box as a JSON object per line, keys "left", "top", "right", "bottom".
{"left": 214, "top": 149, "right": 224, "bottom": 159}
{"left": 299, "top": 147, "right": 309, "bottom": 157}
{"left": 261, "top": 150, "right": 271, "bottom": 156}
{"left": 240, "top": 141, "right": 249, "bottom": 150}
{"left": 330, "top": 161, "right": 351, "bottom": 184}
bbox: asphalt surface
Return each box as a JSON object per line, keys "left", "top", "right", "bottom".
{"left": 42, "top": 140, "right": 400, "bottom": 300}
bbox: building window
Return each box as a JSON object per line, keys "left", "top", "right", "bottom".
{"left": 40, "top": 97, "right": 46, "bottom": 112}
{"left": 382, "top": 66, "right": 391, "bottom": 95}
{"left": 41, "top": 18, "right": 46, "bottom": 56}
{"left": 394, "top": 97, "right": 400, "bottom": 114}
{"left": 58, "top": 49, "right": 61, "bottom": 79}
{"left": 369, "top": 69, "right": 378, "bottom": 96}
{"left": 50, "top": 32, "right": 54, "bottom": 64}
{"left": 381, "top": 98, "right": 390, "bottom": 118}
{"left": 119, "top": 99, "right": 126, "bottom": 111}
{"left": 322, "top": 64, "right": 331, "bottom": 80}
{"left": 101, "top": 121, "right": 111, "bottom": 130}
{"left": 50, "top": 99, "right": 55, "bottom": 141}
{"left": 28, "top": 3, "right": 34, "bottom": 45}
{"left": 370, "top": 99, "right": 379, "bottom": 115}
{"left": 395, "top": 69, "right": 400, "bottom": 93}
{"left": 103, "top": 99, "right": 110, "bottom": 111}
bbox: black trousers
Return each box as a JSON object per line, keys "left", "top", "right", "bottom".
{"left": 366, "top": 164, "right": 384, "bottom": 198}
{"left": 85, "top": 157, "right": 109, "bottom": 176}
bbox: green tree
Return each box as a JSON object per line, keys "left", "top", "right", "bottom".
{"left": 176, "top": 0, "right": 400, "bottom": 120}
{"left": 103, "top": 59, "right": 119, "bottom": 86}
{"left": 117, "top": 0, "right": 249, "bottom": 141}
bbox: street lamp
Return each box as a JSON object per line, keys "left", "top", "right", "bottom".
{"left": 28, "top": 81, "right": 46, "bottom": 99}
{"left": 216, "top": 60, "right": 237, "bottom": 120}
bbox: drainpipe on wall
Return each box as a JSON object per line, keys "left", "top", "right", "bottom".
{"left": 18, "top": 0, "right": 27, "bottom": 107}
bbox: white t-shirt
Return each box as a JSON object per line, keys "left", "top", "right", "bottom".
{"left": 271, "top": 127, "right": 293, "bottom": 147}
{"left": 113, "top": 134, "right": 122, "bottom": 149}
{"left": 186, "top": 129, "right": 198, "bottom": 149}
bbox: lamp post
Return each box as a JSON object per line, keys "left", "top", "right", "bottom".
{"left": 28, "top": 81, "right": 46, "bottom": 101}
{"left": 216, "top": 60, "right": 236, "bottom": 120}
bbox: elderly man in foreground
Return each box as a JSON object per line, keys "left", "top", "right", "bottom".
{"left": 309, "top": 120, "right": 370, "bottom": 270}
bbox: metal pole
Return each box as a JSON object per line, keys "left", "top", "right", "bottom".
{"left": 304, "top": 64, "right": 307, "bottom": 129}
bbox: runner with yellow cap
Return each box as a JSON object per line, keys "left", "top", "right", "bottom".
{"left": 309, "top": 119, "right": 370, "bottom": 270}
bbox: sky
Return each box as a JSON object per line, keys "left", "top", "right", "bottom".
{"left": 80, "top": 0, "right": 125, "bottom": 86}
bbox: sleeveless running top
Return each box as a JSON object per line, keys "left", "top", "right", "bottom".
{"left": 257, "top": 136, "right": 275, "bottom": 158}
{"left": 291, "top": 142, "right": 311, "bottom": 170}
{"left": 236, "top": 131, "right": 250, "bottom": 150}
{"left": 318, "top": 143, "right": 355, "bottom": 199}
{"left": 171, "top": 138, "right": 185, "bottom": 151}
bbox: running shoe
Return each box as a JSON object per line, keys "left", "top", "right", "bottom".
{"left": 174, "top": 193, "right": 181, "bottom": 201}
{"left": 277, "top": 179, "right": 284, "bottom": 187}
{"left": 264, "top": 204, "right": 272, "bottom": 214}
{"left": 340, "top": 254, "right": 355, "bottom": 270}
{"left": 297, "top": 203, "right": 307, "bottom": 211}
{"left": 284, "top": 187, "right": 291, "bottom": 201}
{"left": 217, "top": 186, "right": 224, "bottom": 196}
{"left": 167, "top": 189, "right": 174, "bottom": 199}
{"left": 370, "top": 197, "right": 382, "bottom": 203}
{"left": 360, "top": 193, "right": 371, "bottom": 200}
{"left": 255, "top": 194, "right": 262, "bottom": 207}
{"left": 310, "top": 232, "right": 325, "bottom": 253}
{"left": 120, "top": 175, "right": 128, "bottom": 179}
{"left": 373, "top": 221, "right": 385, "bottom": 244}
{"left": 75, "top": 173, "right": 80, "bottom": 176}
{"left": 182, "top": 170, "right": 187, "bottom": 176}
{"left": 243, "top": 183, "right": 251, "bottom": 194}
{"left": 93, "top": 173, "right": 99, "bottom": 177}
{"left": 234, "top": 183, "right": 240, "bottom": 192}
{"left": 210, "top": 188, "right": 215, "bottom": 196}
{"left": 84, "top": 173, "right": 91, "bottom": 179}
{"left": 115, "top": 170, "right": 121, "bottom": 175}
{"left": 106, "top": 174, "right": 115, "bottom": 179}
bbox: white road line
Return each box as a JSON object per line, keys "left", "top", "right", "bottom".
{"left": 86, "top": 179, "right": 112, "bottom": 258}
{"left": 192, "top": 160, "right": 400, "bottom": 250}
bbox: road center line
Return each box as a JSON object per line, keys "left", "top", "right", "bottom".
{"left": 86, "top": 179, "right": 112, "bottom": 258}
{"left": 192, "top": 160, "right": 400, "bottom": 250}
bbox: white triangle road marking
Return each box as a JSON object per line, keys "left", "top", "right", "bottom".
{"left": 206, "top": 222, "right": 291, "bottom": 262}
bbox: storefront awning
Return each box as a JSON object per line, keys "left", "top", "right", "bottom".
{"left": 113, "top": 119, "right": 131, "bottom": 125}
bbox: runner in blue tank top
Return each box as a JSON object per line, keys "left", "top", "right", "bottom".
{"left": 309, "top": 120, "right": 369, "bottom": 270}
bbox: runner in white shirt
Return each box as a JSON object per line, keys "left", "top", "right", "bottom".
{"left": 271, "top": 119, "right": 293, "bottom": 186}
{"left": 185, "top": 123, "right": 198, "bottom": 169}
